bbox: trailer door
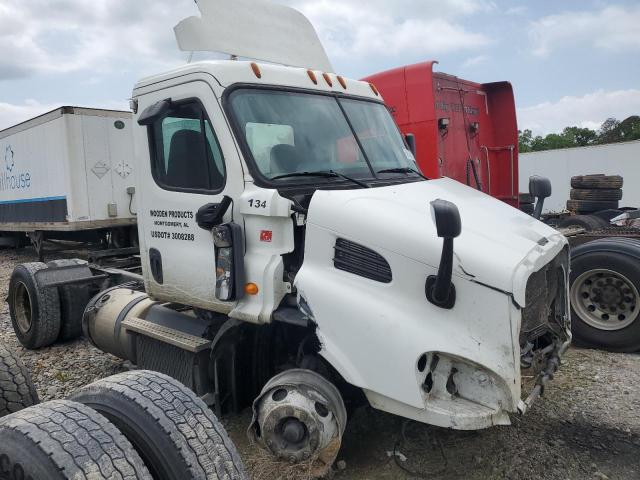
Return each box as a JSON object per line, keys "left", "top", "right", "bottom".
{"left": 133, "top": 80, "right": 244, "bottom": 312}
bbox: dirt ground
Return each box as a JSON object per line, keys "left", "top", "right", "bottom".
{"left": 1, "top": 247, "right": 639, "bottom": 479}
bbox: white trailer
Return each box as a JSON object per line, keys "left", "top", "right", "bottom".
{"left": 519, "top": 140, "right": 640, "bottom": 213}
{"left": 0, "top": 107, "right": 137, "bottom": 256}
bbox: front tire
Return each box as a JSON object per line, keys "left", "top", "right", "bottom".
{"left": 570, "top": 238, "right": 640, "bottom": 352}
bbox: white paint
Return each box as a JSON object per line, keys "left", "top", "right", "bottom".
{"left": 174, "top": 0, "right": 334, "bottom": 72}
{"left": 519, "top": 140, "right": 640, "bottom": 213}
{"left": 0, "top": 107, "right": 135, "bottom": 227}
{"left": 295, "top": 179, "right": 567, "bottom": 429}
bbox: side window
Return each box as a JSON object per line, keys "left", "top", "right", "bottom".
{"left": 150, "top": 101, "right": 225, "bottom": 192}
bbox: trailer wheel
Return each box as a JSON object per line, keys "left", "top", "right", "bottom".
{"left": 8, "top": 263, "right": 61, "bottom": 349}
{"left": 570, "top": 188, "right": 623, "bottom": 201}
{"left": 46, "top": 259, "right": 91, "bottom": 342}
{"left": 557, "top": 214, "right": 609, "bottom": 231}
{"left": 570, "top": 238, "right": 640, "bottom": 352}
{"left": 566, "top": 199, "right": 619, "bottom": 214}
{"left": 69, "top": 370, "right": 247, "bottom": 480}
{"left": 0, "top": 400, "right": 151, "bottom": 479}
{"left": 571, "top": 174, "right": 623, "bottom": 189}
{"left": 0, "top": 343, "right": 38, "bottom": 417}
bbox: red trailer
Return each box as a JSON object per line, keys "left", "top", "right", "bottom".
{"left": 363, "top": 61, "right": 520, "bottom": 208}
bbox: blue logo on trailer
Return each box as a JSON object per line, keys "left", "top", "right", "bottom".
{"left": 0, "top": 145, "right": 31, "bottom": 192}
{"left": 5, "top": 145, "right": 14, "bottom": 172}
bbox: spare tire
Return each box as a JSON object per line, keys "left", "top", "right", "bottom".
{"left": 0, "top": 343, "right": 38, "bottom": 417}
{"left": 567, "top": 199, "right": 619, "bottom": 213}
{"left": 570, "top": 189, "right": 623, "bottom": 201}
{"left": 571, "top": 175, "right": 623, "bottom": 189}
{"left": 557, "top": 214, "right": 609, "bottom": 231}
{"left": 570, "top": 238, "right": 640, "bottom": 352}
{"left": 8, "top": 263, "right": 61, "bottom": 349}
{"left": 0, "top": 400, "right": 151, "bottom": 479}
{"left": 46, "top": 259, "right": 91, "bottom": 342}
{"left": 70, "top": 370, "right": 248, "bottom": 480}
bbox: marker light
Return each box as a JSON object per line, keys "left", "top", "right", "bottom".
{"left": 322, "top": 73, "right": 333, "bottom": 87}
{"left": 250, "top": 62, "right": 262, "bottom": 79}
{"left": 307, "top": 70, "right": 318, "bottom": 84}
{"left": 245, "top": 283, "right": 259, "bottom": 295}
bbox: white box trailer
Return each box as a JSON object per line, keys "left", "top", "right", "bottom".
{"left": 0, "top": 107, "right": 137, "bottom": 253}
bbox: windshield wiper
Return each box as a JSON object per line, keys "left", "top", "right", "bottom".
{"left": 270, "top": 170, "right": 370, "bottom": 188}
{"left": 377, "top": 167, "right": 429, "bottom": 180}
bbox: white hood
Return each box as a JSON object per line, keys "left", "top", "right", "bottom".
{"left": 306, "top": 177, "right": 567, "bottom": 305}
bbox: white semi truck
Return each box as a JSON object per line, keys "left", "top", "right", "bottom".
{"left": 0, "top": 107, "right": 137, "bottom": 259}
{"left": 7, "top": 0, "right": 571, "bottom": 469}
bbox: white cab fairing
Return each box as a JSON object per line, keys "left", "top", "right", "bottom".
{"left": 295, "top": 178, "right": 569, "bottom": 429}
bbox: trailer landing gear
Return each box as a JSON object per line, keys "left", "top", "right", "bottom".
{"left": 250, "top": 369, "right": 347, "bottom": 474}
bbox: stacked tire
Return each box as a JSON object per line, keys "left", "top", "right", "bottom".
{"left": 519, "top": 192, "right": 535, "bottom": 215}
{"left": 0, "top": 365, "right": 248, "bottom": 479}
{"left": 568, "top": 174, "right": 623, "bottom": 214}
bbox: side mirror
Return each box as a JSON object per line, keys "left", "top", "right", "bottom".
{"left": 529, "top": 176, "right": 552, "bottom": 220}
{"left": 137, "top": 98, "right": 172, "bottom": 126}
{"left": 426, "top": 199, "right": 461, "bottom": 309}
{"left": 405, "top": 133, "right": 417, "bottom": 157}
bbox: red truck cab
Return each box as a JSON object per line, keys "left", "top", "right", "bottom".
{"left": 363, "top": 61, "right": 520, "bottom": 207}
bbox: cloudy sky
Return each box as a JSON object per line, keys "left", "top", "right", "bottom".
{"left": 0, "top": 0, "right": 638, "bottom": 135}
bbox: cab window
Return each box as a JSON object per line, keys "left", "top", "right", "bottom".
{"left": 150, "top": 101, "right": 225, "bottom": 192}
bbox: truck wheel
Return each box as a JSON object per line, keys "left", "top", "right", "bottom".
{"left": 69, "top": 370, "right": 247, "bottom": 480}
{"left": 571, "top": 174, "right": 623, "bottom": 189}
{"left": 0, "top": 400, "right": 151, "bottom": 480}
{"left": 557, "top": 214, "right": 609, "bottom": 231}
{"left": 8, "top": 263, "right": 61, "bottom": 349}
{"left": 570, "top": 188, "right": 623, "bottom": 201}
{"left": 46, "top": 259, "right": 91, "bottom": 342}
{"left": 570, "top": 238, "right": 640, "bottom": 352}
{"left": 567, "top": 199, "right": 619, "bottom": 213}
{"left": 249, "top": 369, "right": 347, "bottom": 474}
{"left": 0, "top": 343, "right": 38, "bottom": 417}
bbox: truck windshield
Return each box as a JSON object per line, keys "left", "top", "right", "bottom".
{"left": 227, "top": 88, "right": 418, "bottom": 184}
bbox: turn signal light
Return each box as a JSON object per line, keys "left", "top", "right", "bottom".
{"left": 245, "top": 283, "right": 259, "bottom": 295}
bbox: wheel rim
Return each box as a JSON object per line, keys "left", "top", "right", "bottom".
{"left": 13, "top": 281, "right": 33, "bottom": 334}
{"left": 571, "top": 268, "right": 639, "bottom": 331}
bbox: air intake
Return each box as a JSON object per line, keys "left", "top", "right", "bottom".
{"left": 333, "top": 238, "right": 392, "bottom": 283}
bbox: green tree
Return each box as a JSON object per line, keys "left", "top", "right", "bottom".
{"left": 518, "top": 129, "right": 533, "bottom": 152}
{"left": 562, "top": 126, "right": 597, "bottom": 146}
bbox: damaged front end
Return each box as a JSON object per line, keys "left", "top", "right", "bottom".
{"left": 518, "top": 247, "right": 572, "bottom": 413}
{"left": 293, "top": 179, "right": 572, "bottom": 431}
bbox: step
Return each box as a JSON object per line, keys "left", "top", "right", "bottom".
{"left": 122, "top": 317, "right": 212, "bottom": 353}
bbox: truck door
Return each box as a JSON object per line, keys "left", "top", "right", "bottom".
{"left": 133, "top": 80, "right": 244, "bottom": 312}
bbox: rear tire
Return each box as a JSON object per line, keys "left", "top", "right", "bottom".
{"left": 46, "top": 259, "right": 91, "bottom": 342}
{"left": 571, "top": 174, "right": 623, "bottom": 189}
{"left": 8, "top": 263, "right": 61, "bottom": 349}
{"left": 69, "top": 370, "right": 247, "bottom": 480}
{"left": 570, "top": 238, "right": 640, "bottom": 352}
{"left": 0, "top": 343, "right": 38, "bottom": 417}
{"left": 0, "top": 400, "right": 151, "bottom": 479}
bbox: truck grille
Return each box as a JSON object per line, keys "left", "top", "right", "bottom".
{"left": 520, "top": 248, "right": 569, "bottom": 344}
{"left": 333, "top": 238, "right": 392, "bottom": 283}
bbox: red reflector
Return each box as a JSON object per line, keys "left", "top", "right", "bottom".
{"left": 260, "top": 230, "right": 273, "bottom": 242}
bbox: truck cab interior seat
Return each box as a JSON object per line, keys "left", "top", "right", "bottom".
{"left": 166, "top": 129, "right": 222, "bottom": 189}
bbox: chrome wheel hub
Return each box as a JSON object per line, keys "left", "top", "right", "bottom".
{"left": 571, "top": 268, "right": 639, "bottom": 331}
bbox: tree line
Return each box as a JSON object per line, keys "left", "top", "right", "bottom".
{"left": 519, "top": 115, "right": 640, "bottom": 152}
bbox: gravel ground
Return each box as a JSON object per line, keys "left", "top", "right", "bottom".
{"left": 1, "top": 248, "right": 639, "bottom": 479}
